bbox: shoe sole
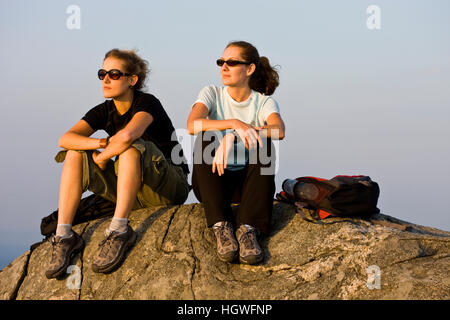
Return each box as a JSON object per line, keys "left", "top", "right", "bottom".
{"left": 217, "top": 250, "right": 238, "bottom": 263}
{"left": 92, "top": 231, "right": 137, "bottom": 274}
{"left": 46, "top": 236, "right": 85, "bottom": 279}
{"left": 239, "top": 253, "right": 264, "bottom": 265}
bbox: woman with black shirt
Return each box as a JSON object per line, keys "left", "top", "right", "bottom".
{"left": 45, "top": 49, "right": 190, "bottom": 278}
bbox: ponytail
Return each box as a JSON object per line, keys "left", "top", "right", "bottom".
{"left": 249, "top": 56, "right": 279, "bottom": 96}
{"left": 226, "top": 41, "right": 280, "bottom": 95}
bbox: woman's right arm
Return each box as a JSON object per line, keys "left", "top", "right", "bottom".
{"left": 58, "top": 119, "right": 102, "bottom": 150}
{"left": 187, "top": 103, "right": 236, "bottom": 135}
{"left": 187, "top": 102, "right": 261, "bottom": 149}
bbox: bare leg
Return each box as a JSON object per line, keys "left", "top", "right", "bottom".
{"left": 113, "top": 146, "right": 142, "bottom": 219}
{"left": 91, "top": 146, "right": 141, "bottom": 274}
{"left": 57, "top": 150, "right": 83, "bottom": 225}
{"left": 46, "top": 150, "right": 85, "bottom": 279}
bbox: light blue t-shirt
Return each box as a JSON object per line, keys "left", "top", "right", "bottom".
{"left": 193, "top": 85, "right": 280, "bottom": 170}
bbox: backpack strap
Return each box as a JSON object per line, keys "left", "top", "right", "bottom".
{"left": 277, "top": 191, "right": 361, "bottom": 225}
{"left": 294, "top": 201, "right": 325, "bottom": 225}
{"left": 276, "top": 192, "right": 332, "bottom": 224}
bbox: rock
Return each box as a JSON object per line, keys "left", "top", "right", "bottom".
{"left": 0, "top": 202, "right": 449, "bottom": 300}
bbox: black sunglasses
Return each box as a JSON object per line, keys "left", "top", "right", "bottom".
{"left": 97, "top": 69, "right": 131, "bottom": 80}
{"left": 216, "top": 59, "right": 251, "bottom": 67}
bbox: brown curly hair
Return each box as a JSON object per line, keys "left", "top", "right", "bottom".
{"left": 104, "top": 48, "right": 150, "bottom": 91}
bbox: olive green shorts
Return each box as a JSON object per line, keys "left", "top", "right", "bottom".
{"left": 55, "top": 138, "right": 190, "bottom": 210}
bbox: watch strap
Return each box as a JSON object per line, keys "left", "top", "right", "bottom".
{"left": 99, "top": 138, "right": 109, "bottom": 148}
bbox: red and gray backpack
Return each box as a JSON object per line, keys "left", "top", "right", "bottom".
{"left": 276, "top": 175, "right": 380, "bottom": 222}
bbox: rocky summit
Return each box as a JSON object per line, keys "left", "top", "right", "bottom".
{"left": 1, "top": 202, "right": 449, "bottom": 300}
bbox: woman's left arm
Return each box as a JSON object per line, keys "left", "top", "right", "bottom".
{"left": 95, "top": 111, "right": 154, "bottom": 163}
{"left": 256, "top": 112, "right": 286, "bottom": 140}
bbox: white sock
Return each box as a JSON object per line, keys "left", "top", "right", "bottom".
{"left": 213, "top": 221, "right": 224, "bottom": 228}
{"left": 107, "top": 217, "right": 128, "bottom": 235}
{"left": 56, "top": 224, "right": 73, "bottom": 238}
{"left": 242, "top": 224, "right": 256, "bottom": 231}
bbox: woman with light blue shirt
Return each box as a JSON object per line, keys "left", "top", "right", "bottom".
{"left": 187, "top": 41, "right": 286, "bottom": 265}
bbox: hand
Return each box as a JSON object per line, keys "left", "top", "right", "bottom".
{"left": 254, "top": 125, "right": 267, "bottom": 131}
{"left": 233, "top": 120, "right": 262, "bottom": 150}
{"left": 92, "top": 151, "right": 108, "bottom": 171}
{"left": 212, "top": 132, "right": 235, "bottom": 176}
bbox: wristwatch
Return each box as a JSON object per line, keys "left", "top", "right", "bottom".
{"left": 99, "top": 137, "right": 110, "bottom": 148}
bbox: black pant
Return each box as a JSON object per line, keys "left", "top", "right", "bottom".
{"left": 192, "top": 133, "right": 276, "bottom": 235}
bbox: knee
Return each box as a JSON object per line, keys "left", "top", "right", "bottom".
{"left": 118, "top": 145, "right": 141, "bottom": 160}
{"left": 65, "top": 149, "right": 84, "bottom": 162}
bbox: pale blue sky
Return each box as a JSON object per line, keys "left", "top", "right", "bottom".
{"left": 0, "top": 0, "right": 449, "bottom": 269}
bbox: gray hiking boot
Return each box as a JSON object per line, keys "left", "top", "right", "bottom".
{"left": 45, "top": 231, "right": 84, "bottom": 279}
{"left": 236, "top": 224, "right": 263, "bottom": 265}
{"left": 212, "top": 221, "right": 239, "bottom": 263}
{"left": 92, "top": 225, "right": 137, "bottom": 273}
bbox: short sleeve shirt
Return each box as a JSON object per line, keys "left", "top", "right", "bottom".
{"left": 193, "top": 85, "right": 280, "bottom": 170}
{"left": 82, "top": 90, "right": 189, "bottom": 174}
{"left": 194, "top": 85, "right": 280, "bottom": 127}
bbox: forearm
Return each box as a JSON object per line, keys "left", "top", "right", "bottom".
{"left": 188, "top": 118, "right": 236, "bottom": 135}
{"left": 95, "top": 132, "right": 133, "bottom": 162}
{"left": 59, "top": 132, "right": 102, "bottom": 150}
{"left": 257, "top": 125, "right": 285, "bottom": 140}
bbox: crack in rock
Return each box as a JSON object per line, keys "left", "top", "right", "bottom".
{"left": 77, "top": 221, "right": 91, "bottom": 300}
{"left": 187, "top": 206, "right": 198, "bottom": 300}
{"left": 9, "top": 249, "right": 32, "bottom": 300}
{"left": 159, "top": 206, "right": 179, "bottom": 251}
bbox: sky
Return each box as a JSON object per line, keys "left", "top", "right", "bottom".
{"left": 0, "top": 0, "right": 449, "bottom": 270}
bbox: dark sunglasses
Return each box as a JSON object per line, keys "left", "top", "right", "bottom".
{"left": 216, "top": 59, "right": 251, "bottom": 67}
{"left": 97, "top": 69, "right": 131, "bottom": 80}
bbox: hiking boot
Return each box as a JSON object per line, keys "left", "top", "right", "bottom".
{"left": 92, "top": 225, "right": 137, "bottom": 273}
{"left": 236, "top": 224, "right": 263, "bottom": 265}
{"left": 45, "top": 231, "right": 84, "bottom": 279}
{"left": 212, "top": 221, "right": 238, "bottom": 263}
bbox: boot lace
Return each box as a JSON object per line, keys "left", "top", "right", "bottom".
{"left": 50, "top": 236, "right": 66, "bottom": 262}
{"left": 214, "top": 222, "right": 233, "bottom": 246}
{"left": 239, "top": 227, "right": 258, "bottom": 250}
{"left": 97, "top": 231, "right": 118, "bottom": 258}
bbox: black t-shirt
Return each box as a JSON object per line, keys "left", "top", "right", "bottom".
{"left": 82, "top": 90, "right": 189, "bottom": 174}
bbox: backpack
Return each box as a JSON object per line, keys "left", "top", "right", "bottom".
{"left": 276, "top": 175, "right": 380, "bottom": 223}
{"left": 40, "top": 194, "right": 115, "bottom": 237}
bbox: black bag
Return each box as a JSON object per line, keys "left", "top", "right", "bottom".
{"left": 277, "top": 175, "right": 380, "bottom": 222}
{"left": 40, "top": 194, "right": 115, "bottom": 237}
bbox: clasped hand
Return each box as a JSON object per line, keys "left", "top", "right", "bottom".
{"left": 212, "top": 121, "right": 263, "bottom": 176}
{"left": 233, "top": 120, "right": 263, "bottom": 150}
{"left": 92, "top": 151, "right": 108, "bottom": 171}
{"left": 91, "top": 135, "right": 119, "bottom": 170}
